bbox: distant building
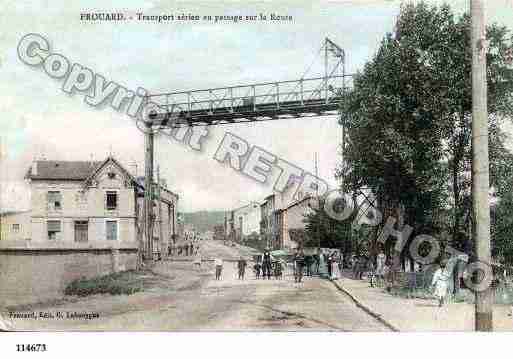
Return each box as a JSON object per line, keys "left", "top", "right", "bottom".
{"left": 277, "top": 196, "right": 314, "bottom": 249}
{"left": 229, "top": 201, "right": 260, "bottom": 243}
{"left": 0, "top": 210, "right": 31, "bottom": 241}
{"left": 260, "top": 194, "right": 281, "bottom": 249}
{"left": 260, "top": 190, "right": 313, "bottom": 250}
{"left": 213, "top": 224, "right": 225, "bottom": 241}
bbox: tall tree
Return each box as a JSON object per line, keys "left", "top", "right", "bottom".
{"left": 338, "top": 2, "right": 513, "bottom": 267}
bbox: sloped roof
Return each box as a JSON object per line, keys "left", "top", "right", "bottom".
{"left": 284, "top": 195, "right": 313, "bottom": 211}
{"left": 26, "top": 161, "right": 102, "bottom": 180}
{"left": 135, "top": 176, "right": 179, "bottom": 199}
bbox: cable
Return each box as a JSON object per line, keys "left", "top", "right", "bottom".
{"left": 300, "top": 42, "right": 325, "bottom": 80}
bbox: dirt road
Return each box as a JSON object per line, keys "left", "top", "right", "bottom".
{"left": 4, "top": 241, "right": 388, "bottom": 331}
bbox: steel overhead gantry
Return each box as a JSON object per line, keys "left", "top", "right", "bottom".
{"left": 141, "top": 38, "right": 352, "bottom": 262}
{"left": 146, "top": 38, "right": 352, "bottom": 128}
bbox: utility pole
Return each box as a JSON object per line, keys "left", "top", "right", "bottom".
{"left": 0, "top": 136, "right": 3, "bottom": 241}
{"left": 315, "top": 152, "right": 321, "bottom": 253}
{"left": 144, "top": 122, "right": 155, "bottom": 263}
{"left": 324, "top": 38, "right": 329, "bottom": 104}
{"left": 471, "top": 0, "right": 493, "bottom": 331}
{"left": 157, "top": 165, "right": 164, "bottom": 259}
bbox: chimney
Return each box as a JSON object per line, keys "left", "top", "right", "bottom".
{"left": 31, "top": 160, "right": 38, "bottom": 177}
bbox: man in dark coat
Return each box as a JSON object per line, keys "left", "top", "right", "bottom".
{"left": 304, "top": 255, "right": 313, "bottom": 276}
{"left": 237, "top": 256, "right": 247, "bottom": 280}
{"left": 314, "top": 254, "right": 320, "bottom": 274}
{"left": 262, "top": 249, "right": 272, "bottom": 280}
{"left": 327, "top": 253, "right": 333, "bottom": 279}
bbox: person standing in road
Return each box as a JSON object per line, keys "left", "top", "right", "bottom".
{"left": 193, "top": 249, "right": 202, "bottom": 270}
{"left": 376, "top": 249, "right": 386, "bottom": 287}
{"left": 338, "top": 251, "right": 344, "bottom": 273}
{"left": 431, "top": 261, "right": 450, "bottom": 307}
{"left": 304, "top": 255, "right": 313, "bottom": 276}
{"left": 294, "top": 248, "right": 306, "bottom": 283}
{"left": 214, "top": 257, "right": 223, "bottom": 280}
{"left": 262, "top": 249, "right": 272, "bottom": 280}
{"left": 254, "top": 261, "right": 262, "bottom": 279}
{"left": 237, "top": 256, "right": 247, "bottom": 280}
{"left": 327, "top": 252, "right": 333, "bottom": 279}
{"left": 314, "top": 253, "right": 320, "bottom": 274}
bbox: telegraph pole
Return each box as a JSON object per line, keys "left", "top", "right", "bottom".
{"left": 157, "top": 165, "right": 164, "bottom": 259}
{"left": 471, "top": 0, "right": 493, "bottom": 331}
{"left": 315, "top": 152, "right": 321, "bottom": 253}
{"left": 0, "top": 136, "right": 3, "bottom": 241}
{"left": 144, "top": 123, "right": 155, "bottom": 263}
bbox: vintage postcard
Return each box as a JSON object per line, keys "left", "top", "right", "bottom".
{"left": 1, "top": 0, "right": 513, "bottom": 347}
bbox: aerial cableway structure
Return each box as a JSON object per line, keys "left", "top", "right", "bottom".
{"left": 146, "top": 38, "right": 352, "bottom": 127}
{"left": 141, "top": 38, "right": 353, "bottom": 261}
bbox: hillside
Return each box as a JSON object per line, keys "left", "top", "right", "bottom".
{"left": 180, "top": 210, "right": 227, "bottom": 232}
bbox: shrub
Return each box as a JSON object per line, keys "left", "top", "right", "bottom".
{"left": 65, "top": 271, "right": 143, "bottom": 297}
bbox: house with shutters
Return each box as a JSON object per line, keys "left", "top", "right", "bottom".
{"left": 23, "top": 156, "right": 140, "bottom": 244}
{"left": 1, "top": 156, "right": 179, "bottom": 249}
{"left": 0, "top": 156, "right": 180, "bottom": 306}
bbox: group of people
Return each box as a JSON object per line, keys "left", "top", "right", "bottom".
{"left": 170, "top": 242, "right": 200, "bottom": 257}
{"left": 349, "top": 250, "right": 390, "bottom": 288}
{"left": 212, "top": 256, "right": 256, "bottom": 281}
{"left": 253, "top": 250, "right": 283, "bottom": 280}
{"left": 347, "top": 248, "right": 452, "bottom": 308}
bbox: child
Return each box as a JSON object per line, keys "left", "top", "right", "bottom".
{"left": 254, "top": 261, "right": 261, "bottom": 279}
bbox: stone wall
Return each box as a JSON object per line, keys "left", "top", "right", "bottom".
{"left": 0, "top": 243, "right": 138, "bottom": 307}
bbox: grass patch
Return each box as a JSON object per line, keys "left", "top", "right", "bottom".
{"left": 65, "top": 270, "right": 145, "bottom": 297}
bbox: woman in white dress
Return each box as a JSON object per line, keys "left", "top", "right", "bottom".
{"left": 431, "top": 262, "right": 450, "bottom": 307}
{"left": 330, "top": 252, "right": 341, "bottom": 280}
{"left": 193, "top": 249, "right": 202, "bottom": 270}
{"left": 376, "top": 250, "right": 386, "bottom": 287}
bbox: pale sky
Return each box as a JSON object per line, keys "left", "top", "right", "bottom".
{"left": 1, "top": 0, "right": 512, "bottom": 212}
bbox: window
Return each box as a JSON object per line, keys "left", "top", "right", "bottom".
{"left": 47, "top": 191, "right": 62, "bottom": 211}
{"left": 74, "top": 221, "right": 88, "bottom": 242}
{"left": 106, "top": 191, "right": 118, "bottom": 210}
{"left": 12, "top": 224, "right": 20, "bottom": 233}
{"left": 107, "top": 172, "right": 116, "bottom": 179}
{"left": 47, "top": 220, "right": 61, "bottom": 240}
{"left": 106, "top": 220, "right": 118, "bottom": 240}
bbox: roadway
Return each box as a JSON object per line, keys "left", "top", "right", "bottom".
{"left": 5, "top": 241, "right": 389, "bottom": 331}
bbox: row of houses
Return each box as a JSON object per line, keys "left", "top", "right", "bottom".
{"left": 225, "top": 191, "right": 314, "bottom": 250}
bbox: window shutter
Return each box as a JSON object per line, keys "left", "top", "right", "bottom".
{"left": 106, "top": 221, "right": 118, "bottom": 240}
{"left": 47, "top": 221, "right": 61, "bottom": 232}
{"left": 104, "top": 192, "right": 107, "bottom": 210}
